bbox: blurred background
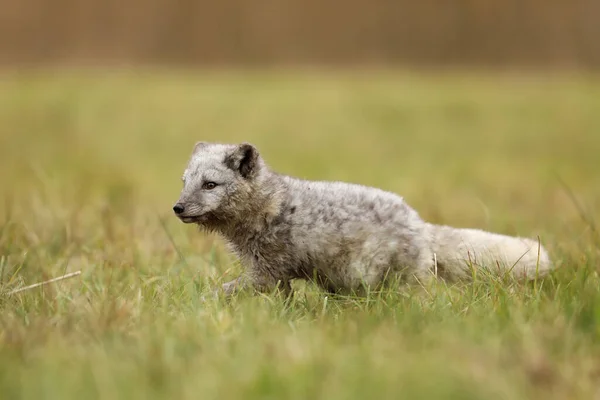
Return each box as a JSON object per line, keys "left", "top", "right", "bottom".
{"left": 2, "top": 0, "right": 600, "bottom": 68}
{"left": 0, "top": 0, "right": 598, "bottom": 253}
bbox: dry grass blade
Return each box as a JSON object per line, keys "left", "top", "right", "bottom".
{"left": 7, "top": 271, "right": 82, "bottom": 295}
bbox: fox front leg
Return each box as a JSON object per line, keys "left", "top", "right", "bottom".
{"left": 221, "top": 276, "right": 247, "bottom": 296}
{"left": 217, "top": 274, "right": 292, "bottom": 299}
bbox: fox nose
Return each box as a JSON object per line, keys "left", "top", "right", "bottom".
{"left": 173, "top": 203, "right": 185, "bottom": 215}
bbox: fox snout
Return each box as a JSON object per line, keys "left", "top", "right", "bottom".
{"left": 172, "top": 201, "right": 202, "bottom": 223}
{"left": 172, "top": 202, "right": 197, "bottom": 224}
{"left": 173, "top": 203, "right": 186, "bottom": 215}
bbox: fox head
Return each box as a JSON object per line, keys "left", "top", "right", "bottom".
{"left": 173, "top": 142, "right": 263, "bottom": 227}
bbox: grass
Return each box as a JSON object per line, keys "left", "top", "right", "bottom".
{"left": 0, "top": 69, "right": 599, "bottom": 399}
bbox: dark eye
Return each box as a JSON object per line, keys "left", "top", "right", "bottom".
{"left": 203, "top": 181, "right": 217, "bottom": 190}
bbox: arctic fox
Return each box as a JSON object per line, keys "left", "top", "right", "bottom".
{"left": 173, "top": 142, "right": 552, "bottom": 296}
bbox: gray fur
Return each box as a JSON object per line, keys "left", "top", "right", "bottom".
{"left": 174, "top": 142, "right": 553, "bottom": 297}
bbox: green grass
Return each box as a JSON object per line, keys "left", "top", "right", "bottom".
{"left": 1, "top": 69, "right": 600, "bottom": 399}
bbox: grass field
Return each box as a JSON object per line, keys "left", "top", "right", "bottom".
{"left": 0, "top": 69, "right": 599, "bottom": 399}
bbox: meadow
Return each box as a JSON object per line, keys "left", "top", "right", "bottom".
{"left": 0, "top": 69, "right": 599, "bottom": 399}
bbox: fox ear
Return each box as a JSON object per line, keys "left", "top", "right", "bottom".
{"left": 192, "top": 141, "right": 208, "bottom": 155}
{"left": 225, "top": 143, "right": 259, "bottom": 178}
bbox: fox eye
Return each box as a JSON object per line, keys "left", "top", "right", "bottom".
{"left": 202, "top": 181, "right": 218, "bottom": 190}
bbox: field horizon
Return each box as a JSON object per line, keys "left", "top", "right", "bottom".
{"left": 0, "top": 69, "right": 599, "bottom": 399}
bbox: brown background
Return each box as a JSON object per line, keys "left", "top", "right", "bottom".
{"left": 1, "top": 0, "right": 599, "bottom": 68}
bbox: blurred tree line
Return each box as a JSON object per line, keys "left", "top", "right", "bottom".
{"left": 1, "top": 0, "right": 599, "bottom": 68}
